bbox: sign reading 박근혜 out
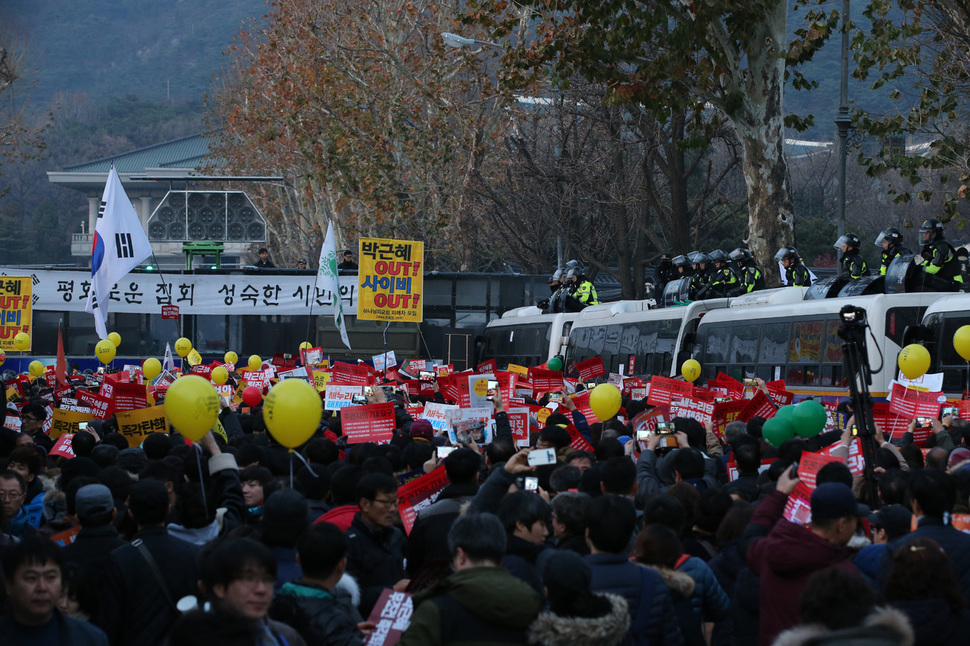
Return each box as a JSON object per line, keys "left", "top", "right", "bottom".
{"left": 356, "top": 238, "right": 424, "bottom": 323}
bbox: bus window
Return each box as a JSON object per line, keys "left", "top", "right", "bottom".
{"left": 885, "top": 307, "right": 922, "bottom": 348}
{"left": 789, "top": 320, "right": 824, "bottom": 364}
{"left": 590, "top": 327, "right": 606, "bottom": 355}
{"left": 730, "top": 324, "right": 759, "bottom": 365}
{"left": 704, "top": 325, "right": 731, "bottom": 364}
{"left": 759, "top": 322, "right": 789, "bottom": 365}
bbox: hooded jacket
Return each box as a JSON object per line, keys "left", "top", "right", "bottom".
{"left": 400, "top": 566, "right": 544, "bottom": 646}
{"left": 742, "top": 490, "right": 857, "bottom": 646}
{"left": 771, "top": 606, "right": 914, "bottom": 646}
{"left": 527, "top": 593, "right": 630, "bottom": 646}
{"left": 269, "top": 579, "right": 364, "bottom": 646}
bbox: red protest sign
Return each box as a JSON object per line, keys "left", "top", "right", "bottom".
{"left": 396, "top": 465, "right": 450, "bottom": 535}
{"left": 647, "top": 375, "right": 694, "bottom": 406}
{"left": 576, "top": 357, "right": 606, "bottom": 381}
{"left": 507, "top": 408, "right": 530, "bottom": 447}
{"left": 712, "top": 372, "right": 744, "bottom": 399}
{"left": 77, "top": 389, "right": 112, "bottom": 420}
{"left": 764, "top": 380, "right": 794, "bottom": 407}
{"left": 340, "top": 402, "right": 396, "bottom": 444}
{"left": 364, "top": 589, "right": 414, "bottom": 646}
{"left": 871, "top": 402, "right": 909, "bottom": 438}
{"left": 669, "top": 397, "right": 715, "bottom": 425}
{"left": 818, "top": 438, "right": 865, "bottom": 476}
{"left": 190, "top": 364, "right": 213, "bottom": 379}
{"left": 738, "top": 391, "right": 776, "bottom": 422}
{"left": 161, "top": 304, "right": 179, "bottom": 319}
{"left": 782, "top": 481, "right": 814, "bottom": 526}
{"left": 565, "top": 424, "right": 594, "bottom": 452}
{"left": 49, "top": 434, "right": 76, "bottom": 460}
{"left": 476, "top": 358, "right": 498, "bottom": 374}
{"left": 712, "top": 399, "right": 748, "bottom": 439}
{"left": 529, "top": 367, "right": 564, "bottom": 394}
{"left": 330, "top": 362, "right": 376, "bottom": 386}
{"left": 889, "top": 383, "right": 943, "bottom": 419}
{"left": 112, "top": 383, "right": 148, "bottom": 412}
{"left": 796, "top": 451, "right": 843, "bottom": 489}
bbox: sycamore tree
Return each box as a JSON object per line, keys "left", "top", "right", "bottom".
{"left": 206, "top": 0, "right": 520, "bottom": 269}
{"left": 469, "top": 0, "right": 842, "bottom": 282}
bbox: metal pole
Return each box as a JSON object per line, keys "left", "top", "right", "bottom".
{"left": 835, "top": 0, "right": 851, "bottom": 240}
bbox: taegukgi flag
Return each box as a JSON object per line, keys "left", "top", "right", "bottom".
{"left": 85, "top": 165, "right": 153, "bottom": 339}
{"left": 316, "top": 223, "right": 351, "bottom": 349}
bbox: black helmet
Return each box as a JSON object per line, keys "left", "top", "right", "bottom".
{"left": 565, "top": 267, "right": 581, "bottom": 281}
{"left": 875, "top": 227, "right": 902, "bottom": 247}
{"left": 672, "top": 254, "right": 690, "bottom": 269}
{"left": 834, "top": 233, "right": 861, "bottom": 250}
{"left": 565, "top": 259, "right": 583, "bottom": 270}
{"left": 549, "top": 269, "right": 563, "bottom": 284}
{"left": 688, "top": 251, "right": 710, "bottom": 266}
{"left": 709, "top": 249, "right": 729, "bottom": 264}
{"left": 730, "top": 247, "right": 752, "bottom": 263}
{"left": 774, "top": 246, "right": 798, "bottom": 262}
{"left": 920, "top": 218, "right": 944, "bottom": 245}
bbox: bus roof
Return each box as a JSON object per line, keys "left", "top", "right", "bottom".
{"left": 698, "top": 291, "right": 948, "bottom": 324}
{"left": 920, "top": 293, "right": 970, "bottom": 319}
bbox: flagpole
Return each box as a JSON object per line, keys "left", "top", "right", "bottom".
{"left": 149, "top": 250, "right": 181, "bottom": 338}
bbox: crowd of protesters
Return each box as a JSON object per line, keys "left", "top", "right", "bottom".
{"left": 2, "top": 362, "right": 970, "bottom": 646}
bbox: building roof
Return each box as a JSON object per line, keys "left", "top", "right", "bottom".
{"left": 63, "top": 134, "right": 210, "bottom": 173}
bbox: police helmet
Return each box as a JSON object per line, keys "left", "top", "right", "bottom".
{"left": 774, "top": 246, "right": 798, "bottom": 262}
{"left": 920, "top": 218, "right": 944, "bottom": 245}
{"left": 565, "top": 259, "right": 583, "bottom": 270}
{"left": 688, "top": 251, "right": 710, "bottom": 266}
{"left": 729, "top": 247, "right": 752, "bottom": 263}
{"left": 709, "top": 249, "right": 729, "bottom": 265}
{"left": 834, "top": 233, "right": 861, "bottom": 250}
{"left": 549, "top": 269, "right": 563, "bottom": 284}
{"left": 565, "top": 267, "right": 580, "bottom": 281}
{"left": 874, "top": 227, "right": 902, "bottom": 247}
{"left": 672, "top": 254, "right": 690, "bottom": 269}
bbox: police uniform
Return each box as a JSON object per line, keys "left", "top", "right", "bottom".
{"left": 839, "top": 250, "right": 870, "bottom": 280}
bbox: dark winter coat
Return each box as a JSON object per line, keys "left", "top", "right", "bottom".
{"left": 527, "top": 593, "right": 630, "bottom": 646}
{"left": 742, "top": 490, "right": 857, "bottom": 646}
{"left": 269, "top": 579, "right": 364, "bottom": 646}
{"left": 344, "top": 513, "right": 407, "bottom": 616}
{"left": 407, "top": 481, "right": 479, "bottom": 575}
{"left": 584, "top": 552, "right": 683, "bottom": 646}
{"left": 0, "top": 608, "right": 109, "bottom": 646}
{"left": 62, "top": 524, "right": 126, "bottom": 618}
{"left": 889, "top": 599, "right": 965, "bottom": 646}
{"left": 877, "top": 517, "right": 970, "bottom": 602}
{"left": 400, "top": 566, "right": 544, "bottom": 646}
{"left": 771, "top": 606, "right": 914, "bottom": 646}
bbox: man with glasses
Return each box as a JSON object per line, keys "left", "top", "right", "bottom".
{"left": 19, "top": 403, "right": 52, "bottom": 452}
{"left": 0, "top": 470, "right": 33, "bottom": 539}
{"left": 343, "top": 473, "right": 409, "bottom": 616}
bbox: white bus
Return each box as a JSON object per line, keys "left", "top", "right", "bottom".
{"left": 691, "top": 291, "right": 949, "bottom": 398}
{"left": 912, "top": 294, "right": 970, "bottom": 396}
{"left": 476, "top": 307, "right": 579, "bottom": 367}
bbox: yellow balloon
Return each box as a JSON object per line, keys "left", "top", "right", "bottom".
{"left": 107, "top": 332, "right": 122, "bottom": 347}
{"left": 0, "top": 349, "right": 5, "bottom": 366}
{"left": 165, "top": 375, "right": 221, "bottom": 442}
{"left": 224, "top": 351, "right": 238, "bottom": 366}
{"left": 13, "top": 332, "right": 29, "bottom": 351}
{"left": 682, "top": 359, "right": 701, "bottom": 383}
{"left": 299, "top": 341, "right": 312, "bottom": 351}
{"left": 211, "top": 366, "right": 229, "bottom": 385}
{"left": 95, "top": 339, "right": 117, "bottom": 364}
{"left": 589, "top": 383, "right": 622, "bottom": 421}
{"left": 898, "top": 344, "right": 931, "bottom": 380}
{"left": 143, "top": 358, "right": 162, "bottom": 381}
{"left": 248, "top": 355, "right": 262, "bottom": 371}
{"left": 263, "top": 379, "right": 323, "bottom": 449}
{"left": 955, "top": 326, "right": 970, "bottom": 362}
{"left": 174, "top": 337, "right": 193, "bottom": 358}
{"left": 29, "top": 360, "right": 45, "bottom": 377}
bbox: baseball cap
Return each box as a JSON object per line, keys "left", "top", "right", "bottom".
{"left": 75, "top": 484, "right": 115, "bottom": 520}
{"left": 410, "top": 419, "right": 434, "bottom": 441}
{"left": 810, "top": 482, "right": 870, "bottom": 521}
{"left": 865, "top": 504, "right": 913, "bottom": 540}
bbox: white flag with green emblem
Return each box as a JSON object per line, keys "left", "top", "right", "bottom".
{"left": 316, "top": 223, "right": 351, "bottom": 349}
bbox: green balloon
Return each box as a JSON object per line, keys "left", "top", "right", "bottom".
{"left": 548, "top": 356, "right": 564, "bottom": 372}
{"left": 791, "top": 399, "right": 827, "bottom": 438}
{"left": 775, "top": 405, "right": 797, "bottom": 422}
{"left": 762, "top": 415, "right": 796, "bottom": 448}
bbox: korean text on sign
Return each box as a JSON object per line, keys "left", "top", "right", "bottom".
{"left": 0, "top": 276, "right": 33, "bottom": 351}
{"left": 357, "top": 238, "right": 424, "bottom": 323}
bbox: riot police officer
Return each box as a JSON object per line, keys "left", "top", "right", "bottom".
{"left": 875, "top": 227, "right": 911, "bottom": 276}
{"left": 703, "top": 249, "right": 742, "bottom": 297}
{"left": 914, "top": 218, "right": 964, "bottom": 291}
{"left": 729, "top": 247, "right": 766, "bottom": 293}
{"left": 834, "top": 233, "right": 870, "bottom": 279}
{"left": 564, "top": 263, "right": 598, "bottom": 310}
{"left": 774, "top": 246, "right": 812, "bottom": 287}
{"left": 688, "top": 251, "right": 713, "bottom": 299}
{"left": 538, "top": 269, "right": 564, "bottom": 313}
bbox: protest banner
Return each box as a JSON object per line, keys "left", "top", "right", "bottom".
{"left": 738, "top": 391, "right": 776, "bottom": 422}
{"left": 341, "top": 403, "right": 396, "bottom": 444}
{"left": 712, "top": 373, "right": 745, "bottom": 399}
{"left": 764, "top": 380, "right": 795, "bottom": 407}
{"left": 112, "top": 383, "right": 148, "bottom": 412}
{"left": 49, "top": 434, "right": 75, "bottom": 460}
{"left": 277, "top": 367, "right": 310, "bottom": 381}
{"left": 116, "top": 406, "right": 168, "bottom": 448}
{"left": 364, "top": 589, "right": 413, "bottom": 646}
{"left": 421, "top": 402, "right": 459, "bottom": 434}
{"left": 190, "top": 364, "right": 213, "bottom": 379}
{"left": 818, "top": 438, "right": 865, "bottom": 476}
{"left": 711, "top": 399, "right": 748, "bottom": 439}
{"left": 49, "top": 409, "right": 94, "bottom": 440}
{"left": 397, "top": 465, "right": 450, "bottom": 534}
{"left": 565, "top": 424, "right": 595, "bottom": 452}
{"left": 324, "top": 385, "right": 363, "bottom": 411}
{"left": 476, "top": 358, "right": 497, "bottom": 374}
{"left": 330, "top": 362, "right": 375, "bottom": 386}
{"left": 373, "top": 350, "right": 397, "bottom": 373}
{"left": 529, "top": 367, "right": 564, "bottom": 394}
{"left": 647, "top": 375, "right": 694, "bottom": 406}
{"left": 782, "top": 481, "right": 814, "bottom": 526}
{"left": 669, "top": 397, "right": 715, "bottom": 425}
{"left": 889, "top": 383, "right": 943, "bottom": 419}
{"left": 77, "top": 389, "right": 112, "bottom": 420}
{"left": 727, "top": 458, "right": 775, "bottom": 482}
{"left": 300, "top": 346, "right": 324, "bottom": 367}
{"left": 0, "top": 276, "right": 32, "bottom": 352}
{"left": 576, "top": 357, "right": 606, "bottom": 381}
{"left": 357, "top": 238, "right": 424, "bottom": 323}
{"left": 507, "top": 407, "right": 530, "bottom": 447}
{"left": 507, "top": 364, "right": 529, "bottom": 377}
{"left": 312, "top": 368, "right": 331, "bottom": 392}
{"left": 796, "top": 451, "right": 844, "bottom": 488}
{"left": 449, "top": 407, "right": 494, "bottom": 446}
{"left": 241, "top": 369, "right": 269, "bottom": 391}
{"left": 468, "top": 374, "right": 494, "bottom": 409}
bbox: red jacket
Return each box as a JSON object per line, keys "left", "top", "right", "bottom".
{"left": 743, "top": 489, "right": 857, "bottom": 646}
{"left": 313, "top": 504, "right": 358, "bottom": 531}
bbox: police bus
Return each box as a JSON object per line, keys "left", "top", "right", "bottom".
{"left": 908, "top": 294, "right": 970, "bottom": 396}
{"left": 476, "top": 307, "right": 578, "bottom": 368}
